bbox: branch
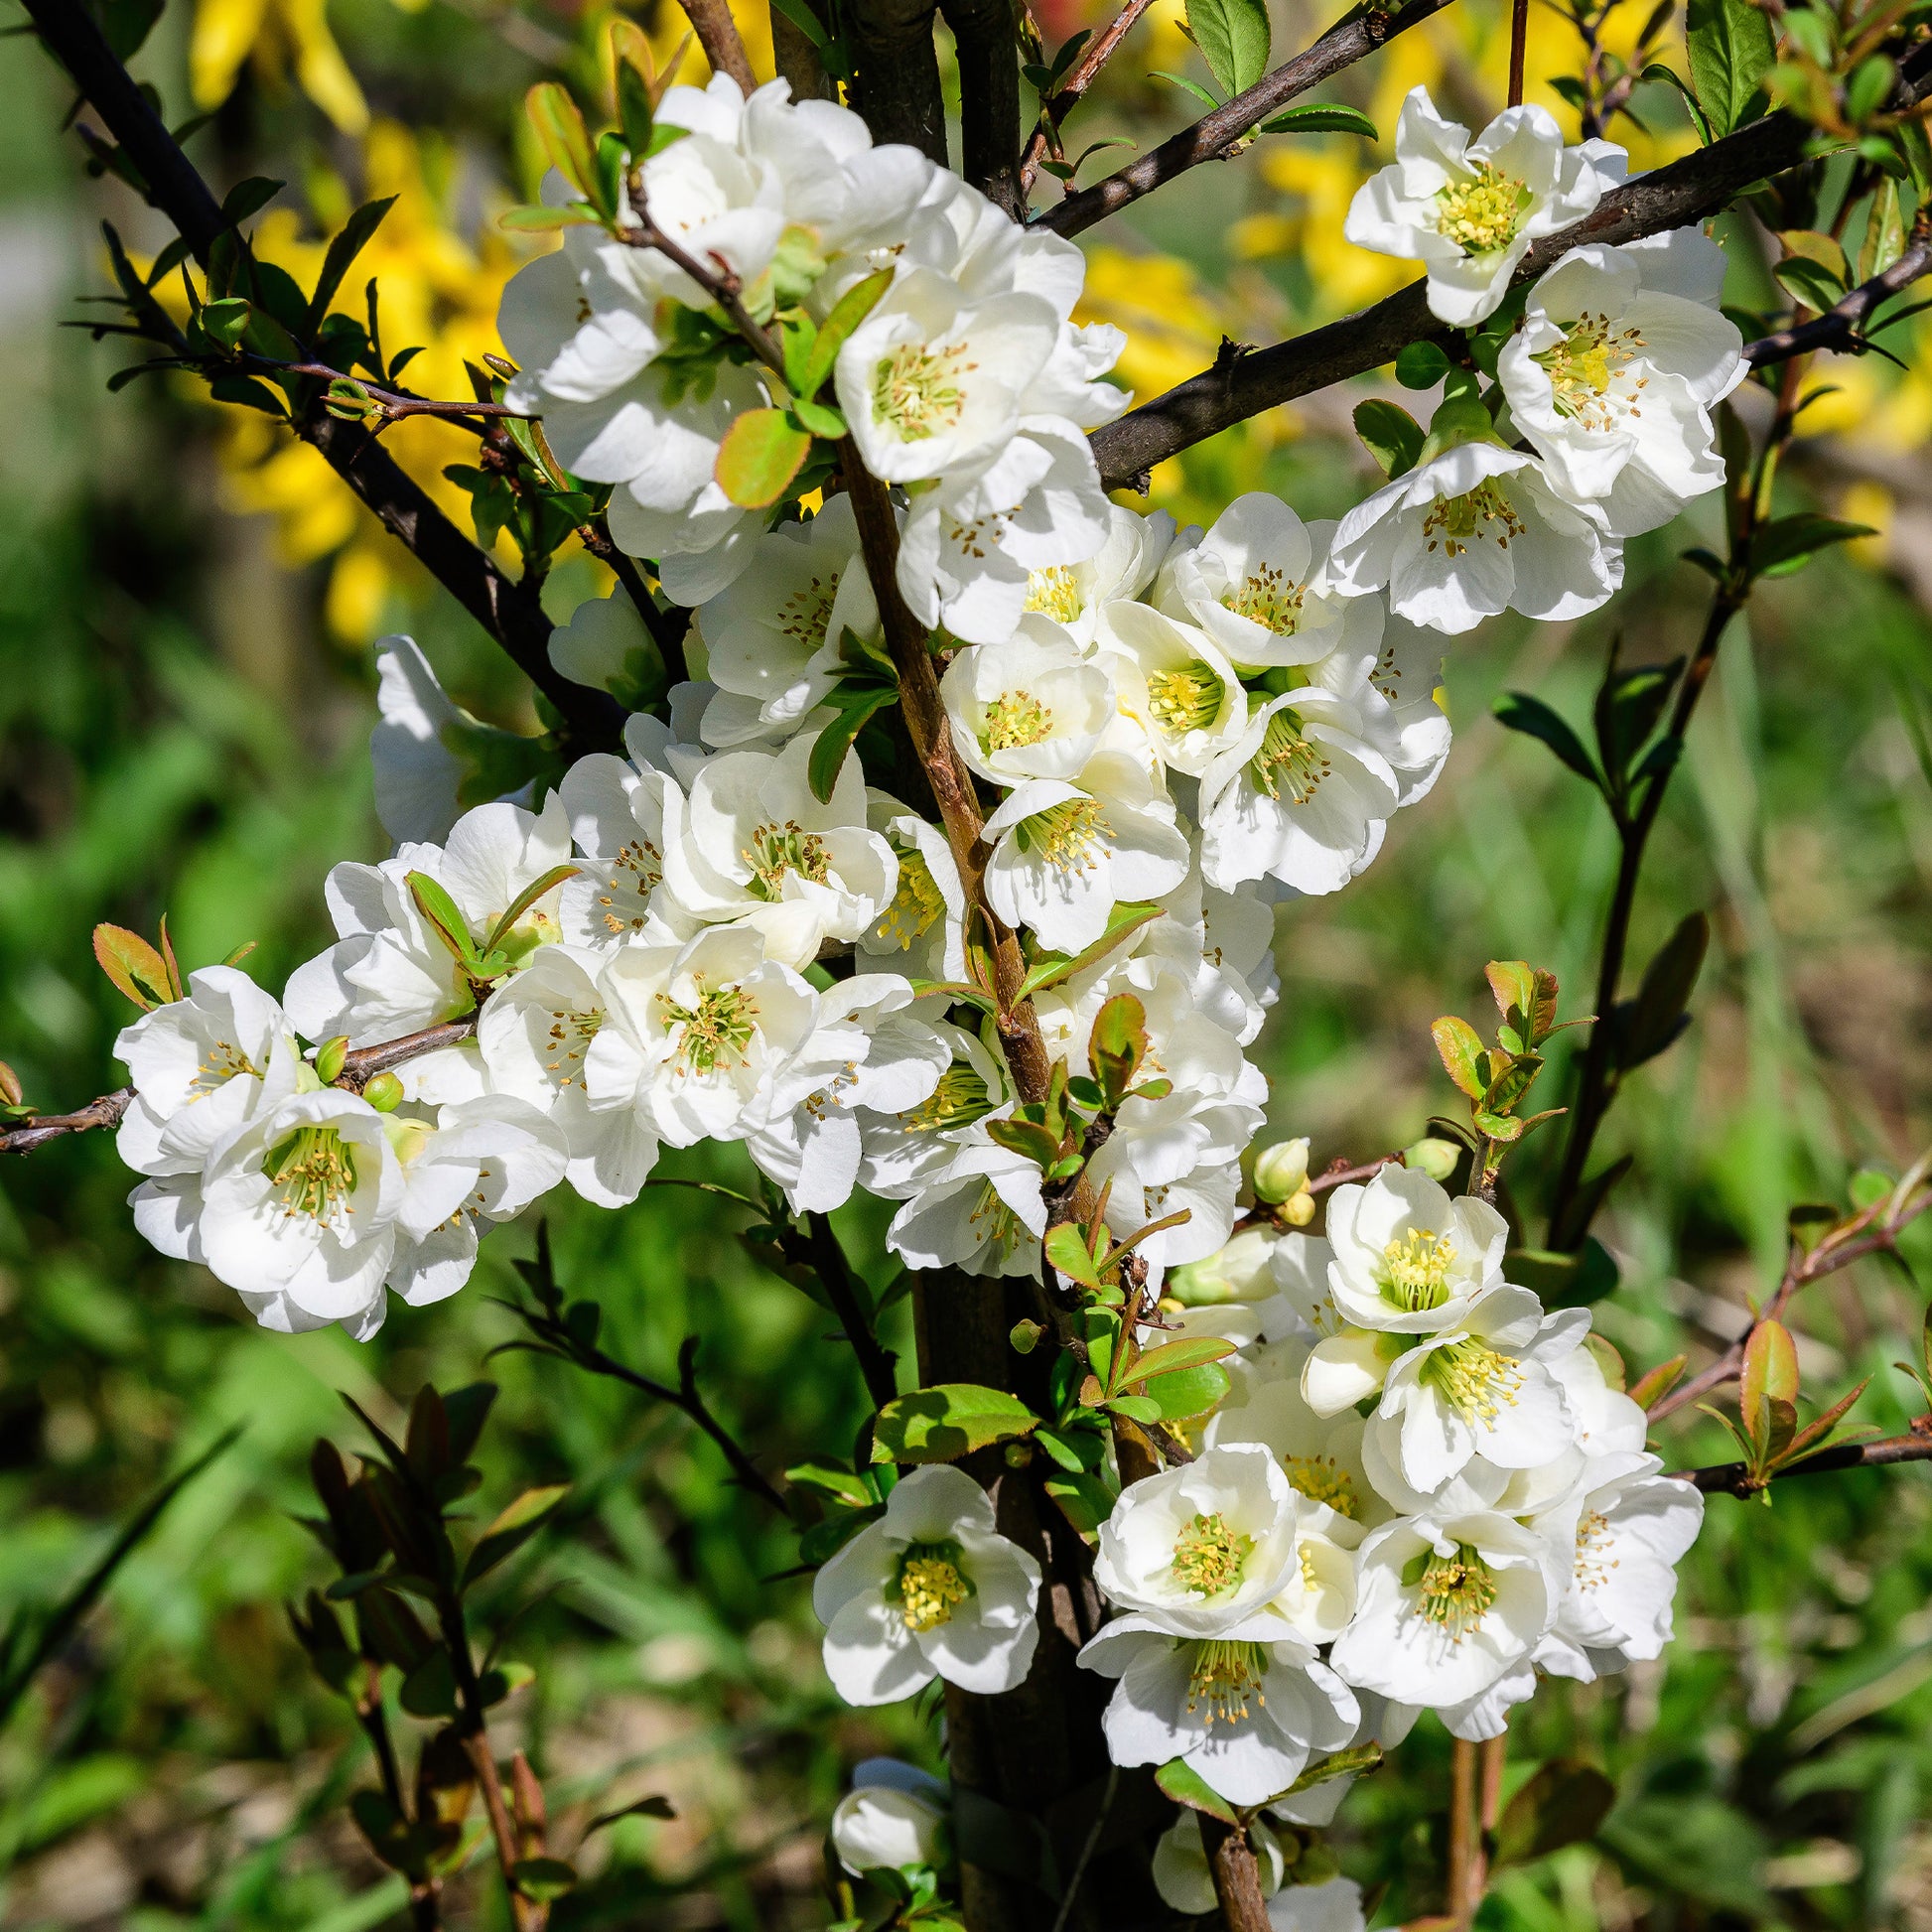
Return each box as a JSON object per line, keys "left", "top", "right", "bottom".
{"left": 1035, "top": 0, "right": 1452, "bottom": 239}
{"left": 1744, "top": 210, "right": 1932, "bottom": 367}
{"left": 0, "top": 1087, "right": 133, "bottom": 1155}
{"left": 1676, "top": 1426, "right": 1932, "bottom": 1495}
{"left": 20, "top": 0, "right": 627, "bottom": 756}
{"left": 1087, "top": 54, "right": 1932, "bottom": 488}
{"left": 849, "top": 0, "right": 950, "bottom": 164}
{"left": 942, "top": 0, "right": 1025, "bottom": 215}
{"left": 806, "top": 1210, "right": 901, "bottom": 1411}
{"left": 674, "top": 0, "right": 758, "bottom": 90}
{"left": 1018, "top": 0, "right": 1160, "bottom": 200}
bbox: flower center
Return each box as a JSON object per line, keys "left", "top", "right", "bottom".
{"left": 874, "top": 845, "right": 947, "bottom": 951}
{"left": 263, "top": 1124, "right": 358, "bottom": 1224}
{"left": 1435, "top": 166, "right": 1529, "bottom": 255}
{"left": 777, "top": 574, "right": 837, "bottom": 653}
{"left": 745, "top": 820, "right": 831, "bottom": 898}
{"left": 1284, "top": 1453, "right": 1359, "bottom": 1519}
{"left": 657, "top": 978, "right": 758, "bottom": 1076}
{"left": 542, "top": 1004, "right": 603, "bottom": 1087}
{"left": 1147, "top": 658, "right": 1225, "bottom": 736}
{"left": 1381, "top": 1227, "right": 1457, "bottom": 1311}
{"left": 1185, "top": 1639, "right": 1269, "bottom": 1726}
{"left": 1171, "top": 1511, "right": 1253, "bottom": 1598}
{"left": 194, "top": 1038, "right": 259, "bottom": 1096}
{"left": 1421, "top": 1335, "right": 1525, "bottom": 1423}
{"left": 1015, "top": 798, "right": 1109, "bottom": 872}
{"left": 981, "top": 689, "right": 1053, "bottom": 753}
{"left": 967, "top": 1180, "right": 1027, "bottom": 1257}
{"left": 1026, "top": 565, "right": 1082, "bottom": 623}
{"left": 1412, "top": 1543, "right": 1499, "bottom": 1639}
{"left": 872, "top": 342, "right": 973, "bottom": 442}
{"left": 1422, "top": 480, "right": 1528, "bottom": 557}
{"left": 893, "top": 1541, "right": 973, "bottom": 1632}
{"left": 901, "top": 1062, "right": 993, "bottom": 1133}
{"left": 1248, "top": 708, "right": 1331, "bottom": 806}
{"left": 1534, "top": 310, "right": 1649, "bottom": 433}
{"left": 1576, "top": 1507, "right": 1618, "bottom": 1590}
{"left": 1220, "top": 561, "right": 1306, "bottom": 636}
{"left": 593, "top": 838, "right": 663, "bottom": 938}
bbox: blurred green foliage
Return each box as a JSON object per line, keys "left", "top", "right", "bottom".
{"left": 2, "top": 0, "right": 1932, "bottom": 1927}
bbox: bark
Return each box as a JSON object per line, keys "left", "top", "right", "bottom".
{"left": 1201, "top": 1819, "right": 1273, "bottom": 1932}
{"left": 942, "top": 0, "right": 1024, "bottom": 214}
{"left": 849, "top": 0, "right": 950, "bottom": 163}
{"left": 769, "top": 0, "right": 838, "bottom": 99}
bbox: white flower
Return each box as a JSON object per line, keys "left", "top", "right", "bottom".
{"left": 549, "top": 588, "right": 662, "bottom": 709}
{"left": 1533, "top": 1450, "right": 1704, "bottom": 1677}
{"left": 830, "top": 1765, "right": 950, "bottom": 1875}
{"left": 286, "top": 795, "right": 574, "bottom": 1101}
{"left": 1550, "top": 1336, "right": 1650, "bottom": 1460}
{"left": 1344, "top": 87, "right": 1628, "bottom": 327}
{"left": 1097, "top": 602, "right": 1249, "bottom": 777}
{"left": 585, "top": 924, "right": 823, "bottom": 1148}
{"left": 1269, "top": 1878, "right": 1369, "bottom": 1932}
{"left": 385, "top": 1095, "right": 569, "bottom": 1306}
{"left": 1092, "top": 1445, "right": 1308, "bottom": 1638}
{"left": 114, "top": 966, "right": 303, "bottom": 1177}
{"left": 1079, "top": 1612, "right": 1359, "bottom": 1806}
{"left": 694, "top": 492, "right": 881, "bottom": 747}
{"left": 1156, "top": 494, "right": 1362, "bottom": 670}
{"left": 1322, "top": 1168, "right": 1509, "bottom": 1335}
{"left": 885, "top": 1118, "right": 1047, "bottom": 1279}
{"left": 656, "top": 732, "right": 898, "bottom": 968}
{"left": 941, "top": 620, "right": 1116, "bottom": 786}
{"left": 744, "top": 976, "right": 949, "bottom": 1212}
{"left": 476, "top": 943, "right": 660, "bottom": 1207}
{"left": 812, "top": 1464, "right": 1040, "bottom": 1703}
{"left": 1207, "top": 1377, "right": 1384, "bottom": 1543}
{"left": 132, "top": 1087, "right": 404, "bottom": 1341}
{"left": 1326, "top": 437, "right": 1622, "bottom": 634}
{"left": 857, "top": 1021, "right": 1009, "bottom": 1200}
{"left": 981, "top": 751, "right": 1191, "bottom": 955}
{"left": 556, "top": 725, "right": 685, "bottom": 950}
{"left": 856, "top": 805, "right": 969, "bottom": 984}
{"left": 1196, "top": 689, "right": 1401, "bottom": 897}
{"left": 1498, "top": 229, "right": 1746, "bottom": 537}
{"left": 1024, "top": 503, "right": 1176, "bottom": 647}
{"left": 1329, "top": 1510, "right": 1560, "bottom": 1709}
{"left": 1320, "top": 615, "right": 1452, "bottom": 809}
{"left": 1153, "top": 1812, "right": 1288, "bottom": 1915}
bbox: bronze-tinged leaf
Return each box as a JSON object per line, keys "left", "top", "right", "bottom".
{"left": 714, "top": 408, "right": 812, "bottom": 509}
{"left": 1431, "top": 1015, "right": 1486, "bottom": 1099}
{"left": 1628, "top": 1353, "right": 1687, "bottom": 1411}
{"left": 525, "top": 81, "right": 598, "bottom": 201}
{"left": 92, "top": 922, "right": 173, "bottom": 1011}
{"left": 1740, "top": 1319, "right": 1799, "bottom": 1460}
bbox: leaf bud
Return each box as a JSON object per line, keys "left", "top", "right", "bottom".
{"left": 1009, "top": 1318, "right": 1043, "bottom": 1355}
{"left": 1252, "top": 1136, "right": 1311, "bottom": 1205}
{"left": 363, "top": 1071, "right": 405, "bottom": 1113}
{"left": 314, "top": 1035, "right": 350, "bottom": 1084}
{"left": 1401, "top": 1137, "right": 1460, "bottom": 1182}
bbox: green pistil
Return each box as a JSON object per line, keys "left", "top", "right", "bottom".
{"left": 873, "top": 342, "right": 973, "bottom": 442}
{"left": 1434, "top": 166, "right": 1530, "bottom": 255}
{"left": 657, "top": 978, "right": 758, "bottom": 1076}
{"left": 1380, "top": 1228, "right": 1456, "bottom": 1311}
{"left": 1147, "top": 658, "right": 1225, "bottom": 736}
{"left": 1185, "top": 1639, "right": 1269, "bottom": 1726}
{"left": 1248, "top": 708, "right": 1331, "bottom": 806}
{"left": 1171, "top": 1511, "right": 1253, "bottom": 1598}
{"left": 263, "top": 1124, "right": 358, "bottom": 1223}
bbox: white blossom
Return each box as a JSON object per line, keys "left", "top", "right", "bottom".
{"left": 856, "top": 805, "right": 969, "bottom": 983}
{"left": 549, "top": 588, "right": 662, "bottom": 709}
{"left": 830, "top": 1764, "right": 950, "bottom": 1875}
{"left": 1269, "top": 1878, "right": 1369, "bottom": 1932}
{"left": 813, "top": 1464, "right": 1040, "bottom": 1703}
{"left": 1344, "top": 88, "right": 1627, "bottom": 327}
{"left": 941, "top": 621, "right": 1116, "bottom": 786}
{"left": 1096, "top": 601, "right": 1250, "bottom": 777}
{"left": 884, "top": 1117, "right": 1047, "bottom": 1279}
{"left": 556, "top": 725, "right": 685, "bottom": 951}
{"left": 1321, "top": 1168, "right": 1509, "bottom": 1336}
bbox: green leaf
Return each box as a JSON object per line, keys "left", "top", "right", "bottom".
{"left": 985, "top": 1116, "right": 1066, "bottom": 1171}
{"left": 768, "top": 0, "right": 831, "bottom": 47}
{"left": 462, "top": 1483, "right": 569, "bottom": 1587}
{"left": 798, "top": 267, "right": 895, "bottom": 399}
{"left": 715, "top": 407, "right": 813, "bottom": 509}
{"left": 525, "top": 81, "right": 599, "bottom": 203}
{"left": 1045, "top": 1222, "right": 1105, "bottom": 1288}
{"left": 806, "top": 681, "right": 897, "bottom": 804}
{"left": 1017, "top": 902, "right": 1164, "bottom": 1000}
{"left": 91, "top": 923, "right": 173, "bottom": 1011}
{"left": 1614, "top": 910, "right": 1708, "bottom": 1069}
{"left": 511, "top": 1858, "right": 580, "bottom": 1903}
{"left": 1150, "top": 68, "right": 1224, "bottom": 107}
{"left": 1431, "top": 1016, "right": 1486, "bottom": 1099}
{"left": 1259, "top": 102, "right": 1377, "bottom": 139}
{"left": 1774, "top": 255, "right": 1846, "bottom": 313}
{"left": 1184, "top": 0, "right": 1270, "bottom": 96}
{"left": 1741, "top": 1319, "right": 1799, "bottom": 1461}
{"left": 790, "top": 396, "right": 848, "bottom": 439}
{"left": 783, "top": 1461, "right": 875, "bottom": 1507}
{"left": 1505, "top": 1238, "right": 1620, "bottom": 1308}
{"left": 399, "top": 1649, "right": 459, "bottom": 1718}
{"left": 1156, "top": 1756, "right": 1241, "bottom": 1825}
{"left": 221, "top": 176, "right": 285, "bottom": 225}
{"left": 1138, "top": 1362, "right": 1230, "bottom": 1421}
{"left": 1493, "top": 1760, "right": 1617, "bottom": 1865}
{"left": 1747, "top": 511, "right": 1874, "bottom": 579}
{"left": 481, "top": 865, "right": 579, "bottom": 958}
{"left": 1495, "top": 691, "right": 1602, "bottom": 788}
{"left": 1685, "top": 0, "right": 1774, "bottom": 135}
{"left": 1353, "top": 398, "right": 1426, "bottom": 479}
{"left": 1043, "top": 1470, "right": 1118, "bottom": 1534}
{"left": 615, "top": 50, "right": 656, "bottom": 154}
{"left": 1121, "top": 1335, "right": 1237, "bottom": 1384}
{"left": 84, "top": 0, "right": 165, "bottom": 61}
{"left": 499, "top": 203, "right": 602, "bottom": 232}
{"left": 871, "top": 1385, "right": 1038, "bottom": 1462}
{"left": 1394, "top": 340, "right": 1453, "bottom": 390}
{"left": 1090, "top": 991, "right": 1149, "bottom": 1108}
{"left": 406, "top": 871, "right": 482, "bottom": 971}
{"left": 1641, "top": 61, "right": 1715, "bottom": 141}
{"left": 306, "top": 197, "right": 397, "bottom": 335}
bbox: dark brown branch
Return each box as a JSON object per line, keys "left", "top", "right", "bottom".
{"left": 806, "top": 1210, "right": 901, "bottom": 1410}
{"left": 338, "top": 1019, "right": 482, "bottom": 1089}
{"left": 1745, "top": 211, "right": 1932, "bottom": 367}
{"left": 1036, "top": 0, "right": 1452, "bottom": 238}
{"left": 849, "top": 0, "right": 949, "bottom": 162}
{"left": 942, "top": 0, "right": 1024, "bottom": 214}
{"left": 20, "top": 0, "right": 626, "bottom": 755}
{"left": 676, "top": 0, "right": 758, "bottom": 90}
{"left": 1202, "top": 1818, "right": 1272, "bottom": 1932}
{"left": 0, "top": 1087, "right": 133, "bottom": 1155}
{"left": 1018, "top": 0, "right": 1159, "bottom": 200}
{"left": 1088, "top": 53, "right": 1932, "bottom": 488}
{"left": 1676, "top": 1427, "right": 1932, "bottom": 1495}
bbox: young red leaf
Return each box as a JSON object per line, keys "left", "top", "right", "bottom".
{"left": 1431, "top": 1015, "right": 1486, "bottom": 1099}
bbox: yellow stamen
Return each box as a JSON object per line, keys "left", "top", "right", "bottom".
{"left": 1171, "top": 1511, "right": 1253, "bottom": 1598}
{"left": 1435, "top": 166, "right": 1530, "bottom": 255}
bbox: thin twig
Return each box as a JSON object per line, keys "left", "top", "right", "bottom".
{"left": 1744, "top": 212, "right": 1932, "bottom": 367}
{"left": 1018, "top": 0, "right": 1160, "bottom": 200}
{"left": 0, "top": 1087, "right": 133, "bottom": 1155}
{"left": 1675, "top": 1427, "right": 1932, "bottom": 1496}
{"left": 807, "top": 1211, "right": 901, "bottom": 1411}
{"left": 675, "top": 0, "right": 757, "bottom": 90}
{"left": 1507, "top": 0, "right": 1529, "bottom": 107}
{"left": 1036, "top": 0, "right": 1452, "bottom": 237}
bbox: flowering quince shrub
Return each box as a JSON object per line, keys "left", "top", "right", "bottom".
{"left": 15, "top": 0, "right": 1932, "bottom": 1926}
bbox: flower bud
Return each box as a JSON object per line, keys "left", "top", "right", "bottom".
{"left": 830, "top": 1774, "right": 948, "bottom": 1876}
{"left": 1253, "top": 1136, "right": 1311, "bottom": 1204}
{"left": 314, "top": 1035, "right": 349, "bottom": 1084}
{"left": 1010, "top": 1318, "right": 1043, "bottom": 1355}
{"left": 1168, "top": 1224, "right": 1279, "bottom": 1306}
{"left": 1401, "top": 1137, "right": 1459, "bottom": 1182}
{"left": 363, "top": 1071, "right": 405, "bottom": 1113}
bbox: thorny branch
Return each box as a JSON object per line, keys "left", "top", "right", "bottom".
{"left": 1036, "top": 0, "right": 1453, "bottom": 238}
{"left": 1087, "top": 48, "right": 1932, "bottom": 488}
